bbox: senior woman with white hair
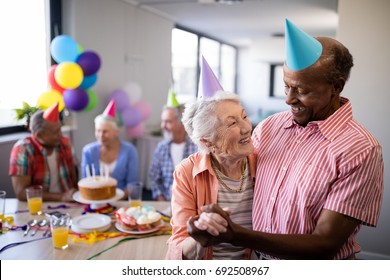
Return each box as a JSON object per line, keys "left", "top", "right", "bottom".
{"left": 81, "top": 101, "right": 139, "bottom": 197}
{"left": 165, "top": 91, "right": 257, "bottom": 260}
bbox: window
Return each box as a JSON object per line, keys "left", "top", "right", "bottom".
{"left": 171, "top": 27, "right": 237, "bottom": 102}
{"left": 0, "top": 0, "right": 51, "bottom": 131}
{"left": 171, "top": 29, "right": 198, "bottom": 103}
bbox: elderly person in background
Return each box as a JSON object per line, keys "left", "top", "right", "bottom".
{"left": 188, "top": 20, "right": 384, "bottom": 260}
{"left": 165, "top": 58, "right": 257, "bottom": 260}
{"left": 149, "top": 89, "right": 197, "bottom": 201}
{"left": 9, "top": 103, "right": 78, "bottom": 202}
{"left": 81, "top": 100, "right": 139, "bottom": 197}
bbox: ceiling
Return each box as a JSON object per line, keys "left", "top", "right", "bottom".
{"left": 129, "top": 0, "right": 339, "bottom": 47}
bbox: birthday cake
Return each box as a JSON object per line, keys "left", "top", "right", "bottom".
{"left": 115, "top": 206, "right": 162, "bottom": 231}
{"left": 78, "top": 176, "right": 117, "bottom": 200}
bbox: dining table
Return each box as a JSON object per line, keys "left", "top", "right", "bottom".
{"left": 0, "top": 198, "right": 172, "bottom": 260}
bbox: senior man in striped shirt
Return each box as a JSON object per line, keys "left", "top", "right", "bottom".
{"left": 188, "top": 20, "right": 384, "bottom": 260}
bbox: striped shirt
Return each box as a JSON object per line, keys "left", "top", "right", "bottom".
{"left": 252, "top": 97, "right": 384, "bottom": 259}
{"left": 213, "top": 163, "right": 253, "bottom": 259}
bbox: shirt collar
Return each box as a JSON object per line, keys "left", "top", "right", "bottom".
{"left": 192, "top": 152, "right": 257, "bottom": 181}
{"left": 284, "top": 97, "right": 352, "bottom": 142}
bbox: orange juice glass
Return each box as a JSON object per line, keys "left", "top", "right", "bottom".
{"left": 52, "top": 227, "right": 69, "bottom": 249}
{"left": 50, "top": 213, "right": 71, "bottom": 250}
{"left": 28, "top": 197, "right": 43, "bottom": 215}
{"left": 130, "top": 200, "right": 142, "bottom": 207}
{"left": 26, "top": 186, "right": 43, "bottom": 215}
{"left": 127, "top": 182, "right": 143, "bottom": 208}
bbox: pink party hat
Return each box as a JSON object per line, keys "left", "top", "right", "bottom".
{"left": 103, "top": 100, "right": 116, "bottom": 118}
{"left": 198, "top": 56, "right": 224, "bottom": 99}
{"left": 166, "top": 87, "right": 180, "bottom": 108}
{"left": 285, "top": 18, "right": 323, "bottom": 71}
{"left": 43, "top": 102, "right": 59, "bottom": 122}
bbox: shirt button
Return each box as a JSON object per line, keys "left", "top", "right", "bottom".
{"left": 270, "top": 197, "right": 275, "bottom": 202}
{"left": 265, "top": 227, "right": 270, "bottom": 232}
{"left": 282, "top": 166, "right": 287, "bottom": 171}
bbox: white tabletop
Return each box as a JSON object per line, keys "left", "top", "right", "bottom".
{"left": 0, "top": 199, "right": 171, "bottom": 260}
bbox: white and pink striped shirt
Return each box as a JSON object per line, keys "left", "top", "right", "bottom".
{"left": 252, "top": 97, "right": 384, "bottom": 259}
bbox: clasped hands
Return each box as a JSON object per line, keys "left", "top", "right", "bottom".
{"left": 186, "top": 204, "right": 237, "bottom": 247}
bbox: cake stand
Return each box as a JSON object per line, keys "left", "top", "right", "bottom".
{"left": 72, "top": 189, "right": 125, "bottom": 209}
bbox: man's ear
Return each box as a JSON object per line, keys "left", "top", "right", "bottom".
{"left": 333, "top": 77, "right": 346, "bottom": 94}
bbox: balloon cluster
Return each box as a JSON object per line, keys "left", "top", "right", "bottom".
{"left": 37, "top": 35, "right": 101, "bottom": 112}
{"left": 110, "top": 82, "right": 152, "bottom": 138}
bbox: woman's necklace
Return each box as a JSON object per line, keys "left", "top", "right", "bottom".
{"left": 210, "top": 156, "right": 247, "bottom": 193}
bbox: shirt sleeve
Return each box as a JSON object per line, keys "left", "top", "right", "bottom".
{"left": 166, "top": 163, "right": 197, "bottom": 259}
{"left": 9, "top": 142, "right": 31, "bottom": 176}
{"left": 125, "top": 143, "right": 139, "bottom": 185}
{"left": 149, "top": 146, "right": 164, "bottom": 199}
{"left": 324, "top": 145, "right": 384, "bottom": 227}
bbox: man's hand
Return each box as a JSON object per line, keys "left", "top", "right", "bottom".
{"left": 187, "top": 203, "right": 237, "bottom": 247}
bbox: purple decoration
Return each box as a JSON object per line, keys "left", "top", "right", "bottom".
{"left": 110, "top": 89, "right": 131, "bottom": 112}
{"left": 76, "top": 51, "right": 101, "bottom": 76}
{"left": 63, "top": 88, "right": 89, "bottom": 111}
{"left": 121, "top": 106, "right": 143, "bottom": 128}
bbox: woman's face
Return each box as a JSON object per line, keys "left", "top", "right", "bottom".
{"left": 95, "top": 121, "right": 119, "bottom": 146}
{"left": 212, "top": 100, "right": 253, "bottom": 160}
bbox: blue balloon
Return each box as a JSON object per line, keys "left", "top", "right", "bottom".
{"left": 79, "top": 74, "right": 98, "bottom": 90}
{"left": 63, "top": 88, "right": 89, "bottom": 111}
{"left": 50, "top": 35, "right": 79, "bottom": 63}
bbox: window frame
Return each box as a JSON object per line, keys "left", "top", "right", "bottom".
{"left": 173, "top": 24, "right": 238, "bottom": 99}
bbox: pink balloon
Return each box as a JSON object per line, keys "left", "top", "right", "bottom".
{"left": 133, "top": 101, "right": 152, "bottom": 120}
{"left": 127, "top": 123, "right": 144, "bottom": 138}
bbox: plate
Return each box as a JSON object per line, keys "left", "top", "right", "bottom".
{"left": 72, "top": 189, "right": 124, "bottom": 204}
{"left": 71, "top": 214, "right": 112, "bottom": 233}
{"left": 114, "top": 221, "right": 163, "bottom": 235}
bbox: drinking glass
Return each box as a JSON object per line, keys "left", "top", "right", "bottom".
{"left": 26, "top": 186, "right": 43, "bottom": 215}
{"left": 127, "top": 182, "right": 143, "bottom": 207}
{"left": 50, "top": 213, "right": 71, "bottom": 250}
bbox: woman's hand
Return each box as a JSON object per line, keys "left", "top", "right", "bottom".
{"left": 187, "top": 204, "right": 235, "bottom": 247}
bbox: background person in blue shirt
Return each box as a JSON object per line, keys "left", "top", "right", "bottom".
{"left": 149, "top": 90, "right": 197, "bottom": 201}
{"left": 81, "top": 100, "right": 139, "bottom": 197}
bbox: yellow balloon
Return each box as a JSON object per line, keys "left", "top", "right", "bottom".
{"left": 37, "top": 89, "right": 65, "bottom": 111}
{"left": 54, "top": 62, "right": 83, "bottom": 89}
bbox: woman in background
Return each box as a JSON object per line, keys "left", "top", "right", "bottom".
{"left": 81, "top": 101, "right": 139, "bottom": 197}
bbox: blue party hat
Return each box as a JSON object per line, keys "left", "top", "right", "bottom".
{"left": 285, "top": 19, "right": 322, "bottom": 70}
{"left": 198, "top": 56, "right": 224, "bottom": 99}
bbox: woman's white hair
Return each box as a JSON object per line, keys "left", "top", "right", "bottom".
{"left": 182, "top": 91, "right": 240, "bottom": 154}
{"left": 94, "top": 114, "right": 119, "bottom": 130}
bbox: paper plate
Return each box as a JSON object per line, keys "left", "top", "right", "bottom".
{"left": 71, "top": 214, "right": 112, "bottom": 233}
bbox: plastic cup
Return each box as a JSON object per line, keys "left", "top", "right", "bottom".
{"left": 26, "top": 186, "right": 43, "bottom": 215}
{"left": 50, "top": 213, "right": 71, "bottom": 250}
{"left": 127, "top": 182, "right": 143, "bottom": 207}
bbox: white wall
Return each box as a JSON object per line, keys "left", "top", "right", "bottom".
{"left": 62, "top": 0, "right": 174, "bottom": 158}
{"left": 237, "top": 0, "right": 390, "bottom": 259}
{"left": 337, "top": 0, "right": 390, "bottom": 259}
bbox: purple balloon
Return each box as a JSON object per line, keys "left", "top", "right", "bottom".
{"left": 110, "top": 89, "right": 130, "bottom": 112}
{"left": 121, "top": 106, "right": 143, "bottom": 128}
{"left": 76, "top": 51, "right": 101, "bottom": 76}
{"left": 63, "top": 88, "right": 89, "bottom": 111}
